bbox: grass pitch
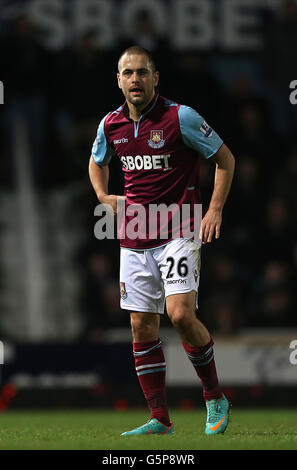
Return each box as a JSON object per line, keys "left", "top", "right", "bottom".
{"left": 0, "top": 408, "right": 296, "bottom": 450}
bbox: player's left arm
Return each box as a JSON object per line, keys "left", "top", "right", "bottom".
{"left": 201, "top": 143, "right": 235, "bottom": 244}
{"left": 178, "top": 105, "right": 235, "bottom": 243}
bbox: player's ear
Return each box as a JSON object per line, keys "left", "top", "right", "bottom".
{"left": 117, "top": 72, "right": 122, "bottom": 89}
{"left": 153, "top": 71, "right": 159, "bottom": 88}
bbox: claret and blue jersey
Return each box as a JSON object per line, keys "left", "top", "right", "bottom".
{"left": 92, "top": 94, "right": 223, "bottom": 249}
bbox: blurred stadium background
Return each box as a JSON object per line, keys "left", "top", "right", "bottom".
{"left": 0, "top": 0, "right": 296, "bottom": 413}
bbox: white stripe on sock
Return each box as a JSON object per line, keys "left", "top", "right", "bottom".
{"left": 136, "top": 362, "right": 166, "bottom": 371}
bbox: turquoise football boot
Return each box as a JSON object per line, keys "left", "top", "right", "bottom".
{"left": 205, "top": 394, "right": 230, "bottom": 435}
{"left": 121, "top": 418, "right": 174, "bottom": 436}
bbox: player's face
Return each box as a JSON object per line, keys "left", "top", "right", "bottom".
{"left": 117, "top": 53, "right": 159, "bottom": 110}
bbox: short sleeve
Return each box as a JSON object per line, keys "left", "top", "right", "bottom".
{"left": 91, "top": 114, "right": 116, "bottom": 166}
{"left": 178, "top": 105, "right": 223, "bottom": 159}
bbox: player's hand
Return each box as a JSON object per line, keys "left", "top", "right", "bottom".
{"left": 200, "top": 208, "right": 222, "bottom": 244}
{"left": 100, "top": 194, "right": 126, "bottom": 215}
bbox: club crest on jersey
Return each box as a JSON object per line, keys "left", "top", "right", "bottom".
{"left": 148, "top": 130, "right": 165, "bottom": 149}
{"left": 200, "top": 121, "right": 213, "bottom": 138}
{"left": 120, "top": 282, "right": 127, "bottom": 300}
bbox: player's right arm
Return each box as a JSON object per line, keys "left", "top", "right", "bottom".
{"left": 89, "top": 114, "right": 124, "bottom": 214}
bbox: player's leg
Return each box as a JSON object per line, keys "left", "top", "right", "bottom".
{"left": 166, "top": 291, "right": 229, "bottom": 435}
{"left": 157, "top": 239, "right": 223, "bottom": 399}
{"left": 166, "top": 290, "right": 210, "bottom": 346}
{"left": 156, "top": 238, "right": 230, "bottom": 434}
{"left": 121, "top": 311, "right": 173, "bottom": 435}
{"left": 121, "top": 311, "right": 174, "bottom": 435}
{"left": 119, "top": 248, "right": 173, "bottom": 435}
{"left": 166, "top": 291, "right": 223, "bottom": 400}
{"left": 130, "top": 311, "right": 160, "bottom": 342}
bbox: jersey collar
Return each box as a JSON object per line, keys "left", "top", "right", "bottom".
{"left": 123, "top": 92, "right": 159, "bottom": 121}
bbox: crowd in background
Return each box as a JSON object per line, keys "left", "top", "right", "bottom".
{"left": 0, "top": 1, "right": 296, "bottom": 341}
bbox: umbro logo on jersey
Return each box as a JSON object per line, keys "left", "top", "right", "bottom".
{"left": 113, "top": 138, "right": 129, "bottom": 144}
{"left": 148, "top": 130, "right": 165, "bottom": 149}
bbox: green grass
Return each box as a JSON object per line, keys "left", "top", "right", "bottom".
{"left": 0, "top": 408, "right": 296, "bottom": 450}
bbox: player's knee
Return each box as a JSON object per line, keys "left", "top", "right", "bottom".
{"left": 168, "top": 307, "right": 193, "bottom": 331}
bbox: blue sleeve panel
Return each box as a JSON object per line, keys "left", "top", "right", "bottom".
{"left": 178, "top": 105, "right": 223, "bottom": 159}
{"left": 91, "top": 114, "right": 116, "bottom": 166}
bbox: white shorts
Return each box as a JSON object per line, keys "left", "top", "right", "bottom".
{"left": 120, "top": 238, "right": 201, "bottom": 314}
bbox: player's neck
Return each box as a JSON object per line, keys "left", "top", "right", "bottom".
{"left": 127, "top": 92, "right": 156, "bottom": 122}
{"left": 128, "top": 105, "right": 143, "bottom": 122}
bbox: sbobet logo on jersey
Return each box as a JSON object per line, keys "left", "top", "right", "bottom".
{"left": 120, "top": 154, "right": 171, "bottom": 171}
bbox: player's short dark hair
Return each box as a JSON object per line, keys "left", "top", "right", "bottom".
{"left": 118, "top": 45, "right": 156, "bottom": 72}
